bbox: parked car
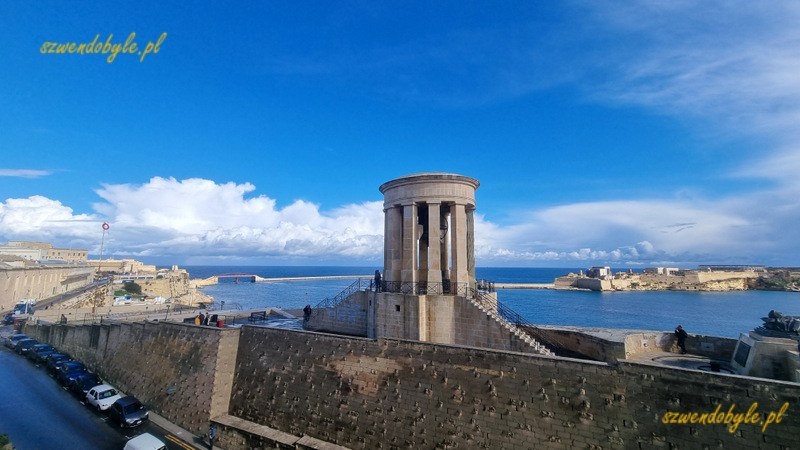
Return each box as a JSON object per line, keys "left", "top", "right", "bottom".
{"left": 4, "top": 333, "right": 27, "bottom": 349}
{"left": 86, "top": 384, "right": 122, "bottom": 411}
{"left": 56, "top": 361, "right": 88, "bottom": 385}
{"left": 28, "top": 344, "right": 56, "bottom": 363}
{"left": 108, "top": 396, "right": 149, "bottom": 428}
{"left": 123, "top": 433, "right": 166, "bottom": 450}
{"left": 14, "top": 338, "right": 38, "bottom": 355}
{"left": 45, "top": 353, "right": 72, "bottom": 374}
{"left": 68, "top": 372, "right": 103, "bottom": 398}
{"left": 3, "top": 313, "right": 14, "bottom": 325}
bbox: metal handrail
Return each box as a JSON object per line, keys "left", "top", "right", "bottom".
{"left": 380, "top": 281, "right": 473, "bottom": 296}
{"left": 468, "top": 286, "right": 557, "bottom": 353}
{"left": 306, "top": 278, "right": 552, "bottom": 352}
{"left": 309, "top": 278, "right": 371, "bottom": 320}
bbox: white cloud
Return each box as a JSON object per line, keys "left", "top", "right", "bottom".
{"left": 0, "top": 169, "right": 52, "bottom": 178}
{"left": 0, "top": 177, "right": 385, "bottom": 261}
{"left": 0, "top": 176, "right": 795, "bottom": 266}
{"left": 474, "top": 198, "right": 762, "bottom": 265}
{"left": 0, "top": 196, "right": 98, "bottom": 244}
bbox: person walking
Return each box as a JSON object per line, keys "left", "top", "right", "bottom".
{"left": 675, "top": 325, "right": 688, "bottom": 354}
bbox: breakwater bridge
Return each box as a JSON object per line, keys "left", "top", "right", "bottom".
{"left": 194, "top": 273, "right": 371, "bottom": 286}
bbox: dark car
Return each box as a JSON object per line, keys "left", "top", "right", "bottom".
{"left": 28, "top": 344, "right": 56, "bottom": 363}
{"left": 4, "top": 333, "right": 27, "bottom": 349}
{"left": 14, "top": 338, "right": 38, "bottom": 355}
{"left": 3, "top": 313, "right": 14, "bottom": 325}
{"left": 56, "top": 361, "right": 88, "bottom": 385}
{"left": 45, "top": 353, "right": 72, "bottom": 374}
{"left": 69, "top": 372, "right": 103, "bottom": 398}
{"left": 108, "top": 396, "right": 149, "bottom": 428}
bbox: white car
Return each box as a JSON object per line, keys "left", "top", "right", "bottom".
{"left": 85, "top": 384, "right": 122, "bottom": 411}
{"left": 124, "top": 433, "right": 167, "bottom": 450}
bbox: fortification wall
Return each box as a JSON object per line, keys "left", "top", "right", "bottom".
{"left": 524, "top": 326, "right": 626, "bottom": 362}
{"left": 306, "top": 290, "right": 370, "bottom": 336}
{"left": 227, "top": 326, "right": 800, "bottom": 449}
{"left": 25, "top": 321, "right": 239, "bottom": 435}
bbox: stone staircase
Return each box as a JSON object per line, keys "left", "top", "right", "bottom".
{"left": 467, "top": 292, "right": 554, "bottom": 356}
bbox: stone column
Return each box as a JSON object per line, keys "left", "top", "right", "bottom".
{"left": 401, "top": 203, "right": 418, "bottom": 284}
{"left": 383, "top": 206, "right": 391, "bottom": 281}
{"left": 418, "top": 204, "right": 428, "bottom": 283}
{"left": 386, "top": 206, "right": 403, "bottom": 283}
{"left": 440, "top": 207, "right": 450, "bottom": 284}
{"left": 427, "top": 202, "right": 442, "bottom": 286}
{"left": 467, "top": 207, "right": 476, "bottom": 287}
{"left": 450, "top": 203, "right": 468, "bottom": 286}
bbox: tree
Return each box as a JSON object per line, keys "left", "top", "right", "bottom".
{"left": 123, "top": 281, "right": 142, "bottom": 295}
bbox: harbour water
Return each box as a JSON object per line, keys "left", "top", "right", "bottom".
{"left": 187, "top": 266, "right": 800, "bottom": 338}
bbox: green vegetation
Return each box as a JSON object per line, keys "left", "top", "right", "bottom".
{"left": 753, "top": 271, "right": 800, "bottom": 291}
{"left": 114, "top": 289, "right": 127, "bottom": 296}
{"left": 122, "top": 281, "right": 143, "bottom": 295}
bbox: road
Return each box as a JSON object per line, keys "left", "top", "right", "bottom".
{"left": 37, "top": 278, "right": 112, "bottom": 310}
{"left": 0, "top": 327, "right": 195, "bottom": 450}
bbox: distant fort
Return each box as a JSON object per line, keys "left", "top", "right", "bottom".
{"left": 554, "top": 265, "right": 800, "bottom": 292}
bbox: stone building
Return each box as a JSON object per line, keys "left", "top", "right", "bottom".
{"left": 3, "top": 241, "right": 88, "bottom": 262}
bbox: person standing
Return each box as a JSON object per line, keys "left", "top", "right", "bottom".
{"left": 675, "top": 325, "right": 688, "bottom": 354}
{"left": 374, "top": 270, "right": 382, "bottom": 292}
{"left": 208, "top": 423, "right": 217, "bottom": 449}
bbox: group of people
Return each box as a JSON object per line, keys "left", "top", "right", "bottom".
{"left": 194, "top": 311, "right": 222, "bottom": 327}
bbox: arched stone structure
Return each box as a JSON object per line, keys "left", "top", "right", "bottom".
{"left": 379, "top": 173, "right": 479, "bottom": 291}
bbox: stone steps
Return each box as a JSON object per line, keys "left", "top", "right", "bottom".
{"left": 470, "top": 296, "right": 553, "bottom": 356}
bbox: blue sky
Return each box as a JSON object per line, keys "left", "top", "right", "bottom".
{"left": 1, "top": 1, "right": 799, "bottom": 267}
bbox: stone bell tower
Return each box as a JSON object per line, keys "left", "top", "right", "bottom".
{"left": 379, "top": 172, "right": 479, "bottom": 291}
{"left": 309, "top": 172, "right": 550, "bottom": 355}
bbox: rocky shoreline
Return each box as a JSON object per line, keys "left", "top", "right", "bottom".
{"left": 553, "top": 268, "right": 800, "bottom": 292}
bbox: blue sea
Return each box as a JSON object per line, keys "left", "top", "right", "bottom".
{"left": 185, "top": 266, "right": 800, "bottom": 338}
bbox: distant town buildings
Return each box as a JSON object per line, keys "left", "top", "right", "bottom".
{"left": 0, "top": 241, "right": 88, "bottom": 263}
{"left": 93, "top": 258, "right": 157, "bottom": 274}
{"left": 0, "top": 240, "right": 159, "bottom": 307}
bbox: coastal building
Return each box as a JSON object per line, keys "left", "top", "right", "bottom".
{"left": 0, "top": 263, "right": 94, "bottom": 308}
{"left": 586, "top": 265, "right": 612, "bottom": 279}
{"left": 92, "top": 258, "right": 157, "bottom": 274}
{"left": 643, "top": 267, "right": 680, "bottom": 275}
{"left": 4, "top": 241, "right": 88, "bottom": 263}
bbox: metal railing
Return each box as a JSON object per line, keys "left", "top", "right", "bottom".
{"left": 309, "top": 278, "right": 372, "bottom": 321}
{"left": 379, "top": 280, "right": 477, "bottom": 296}
{"left": 306, "top": 277, "right": 553, "bottom": 353}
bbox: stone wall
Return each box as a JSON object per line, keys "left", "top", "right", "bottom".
{"left": 22, "top": 321, "right": 800, "bottom": 449}
{"left": 305, "top": 290, "right": 370, "bottom": 337}
{"left": 373, "top": 292, "right": 537, "bottom": 353}
{"left": 524, "top": 326, "right": 626, "bottom": 362}
{"left": 25, "top": 321, "right": 238, "bottom": 435}
{"left": 228, "top": 326, "right": 800, "bottom": 449}
{"left": 787, "top": 350, "right": 800, "bottom": 382}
